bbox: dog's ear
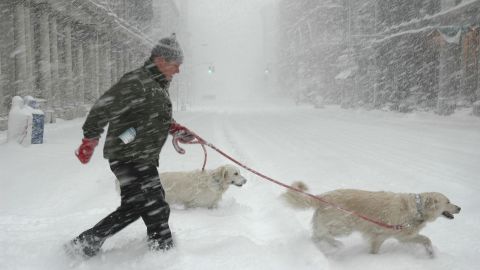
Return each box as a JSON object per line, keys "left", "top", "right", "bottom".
{"left": 213, "top": 166, "right": 228, "bottom": 183}
{"left": 424, "top": 196, "right": 438, "bottom": 210}
{"left": 221, "top": 166, "right": 229, "bottom": 180}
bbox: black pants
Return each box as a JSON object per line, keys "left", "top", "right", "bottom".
{"left": 76, "top": 160, "right": 172, "bottom": 251}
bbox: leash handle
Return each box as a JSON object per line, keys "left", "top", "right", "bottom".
{"left": 172, "top": 130, "right": 208, "bottom": 171}
{"left": 172, "top": 137, "right": 186, "bottom": 154}
{"left": 176, "top": 126, "right": 404, "bottom": 231}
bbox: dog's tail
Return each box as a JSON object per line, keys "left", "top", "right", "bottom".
{"left": 280, "top": 181, "right": 319, "bottom": 209}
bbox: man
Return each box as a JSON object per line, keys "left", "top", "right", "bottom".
{"left": 66, "top": 34, "right": 194, "bottom": 258}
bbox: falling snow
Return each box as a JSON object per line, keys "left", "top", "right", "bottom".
{"left": 1, "top": 0, "right": 480, "bottom": 270}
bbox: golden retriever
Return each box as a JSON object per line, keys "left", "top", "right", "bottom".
{"left": 281, "top": 181, "right": 461, "bottom": 257}
{"left": 116, "top": 164, "right": 247, "bottom": 208}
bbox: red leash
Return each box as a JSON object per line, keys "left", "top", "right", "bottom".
{"left": 172, "top": 128, "right": 405, "bottom": 231}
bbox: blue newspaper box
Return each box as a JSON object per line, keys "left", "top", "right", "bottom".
{"left": 31, "top": 113, "right": 44, "bottom": 144}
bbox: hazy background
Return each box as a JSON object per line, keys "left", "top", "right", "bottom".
{"left": 184, "top": 0, "right": 278, "bottom": 104}
{"left": 1, "top": 1, "right": 480, "bottom": 269}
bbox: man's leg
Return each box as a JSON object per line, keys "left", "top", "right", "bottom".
{"left": 141, "top": 202, "right": 173, "bottom": 251}
{"left": 69, "top": 161, "right": 146, "bottom": 257}
{"left": 137, "top": 165, "right": 174, "bottom": 251}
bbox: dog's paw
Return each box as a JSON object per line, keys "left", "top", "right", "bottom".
{"left": 313, "top": 236, "right": 343, "bottom": 248}
{"left": 207, "top": 204, "right": 218, "bottom": 209}
{"left": 425, "top": 244, "right": 435, "bottom": 258}
{"left": 328, "top": 239, "right": 344, "bottom": 248}
{"left": 313, "top": 238, "right": 344, "bottom": 255}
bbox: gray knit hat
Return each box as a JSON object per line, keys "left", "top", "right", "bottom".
{"left": 151, "top": 33, "right": 184, "bottom": 63}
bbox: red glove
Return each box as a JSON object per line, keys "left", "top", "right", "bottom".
{"left": 169, "top": 122, "right": 195, "bottom": 143}
{"left": 75, "top": 138, "right": 99, "bottom": 164}
{"left": 169, "top": 122, "right": 195, "bottom": 154}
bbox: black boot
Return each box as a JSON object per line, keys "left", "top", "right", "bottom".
{"left": 65, "top": 234, "right": 104, "bottom": 258}
{"left": 147, "top": 231, "right": 174, "bottom": 252}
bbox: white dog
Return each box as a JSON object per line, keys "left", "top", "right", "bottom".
{"left": 281, "top": 181, "right": 461, "bottom": 257}
{"left": 116, "top": 164, "right": 247, "bottom": 208}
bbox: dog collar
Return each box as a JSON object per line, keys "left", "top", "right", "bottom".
{"left": 415, "top": 194, "right": 424, "bottom": 219}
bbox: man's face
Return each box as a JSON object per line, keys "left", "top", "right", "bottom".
{"left": 153, "top": 57, "right": 181, "bottom": 81}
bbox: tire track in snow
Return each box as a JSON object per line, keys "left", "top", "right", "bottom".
{"left": 252, "top": 109, "right": 478, "bottom": 192}
{"left": 210, "top": 111, "right": 316, "bottom": 244}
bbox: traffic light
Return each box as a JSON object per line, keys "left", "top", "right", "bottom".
{"left": 208, "top": 65, "right": 215, "bottom": 74}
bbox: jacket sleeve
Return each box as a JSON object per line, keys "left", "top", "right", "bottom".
{"left": 82, "top": 79, "right": 139, "bottom": 139}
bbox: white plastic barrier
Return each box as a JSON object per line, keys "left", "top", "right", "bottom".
{"left": 7, "top": 96, "right": 45, "bottom": 145}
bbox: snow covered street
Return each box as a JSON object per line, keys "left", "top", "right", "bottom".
{"left": 1, "top": 102, "right": 480, "bottom": 270}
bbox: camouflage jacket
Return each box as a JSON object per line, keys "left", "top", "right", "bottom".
{"left": 82, "top": 60, "right": 173, "bottom": 166}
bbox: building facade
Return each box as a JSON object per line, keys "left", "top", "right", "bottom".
{"left": 372, "top": 0, "right": 480, "bottom": 114}
{"left": 0, "top": 0, "right": 161, "bottom": 129}
{"left": 277, "top": 0, "right": 480, "bottom": 115}
{"left": 278, "top": 0, "right": 346, "bottom": 104}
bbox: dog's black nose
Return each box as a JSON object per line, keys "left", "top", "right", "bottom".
{"left": 457, "top": 206, "right": 461, "bottom": 212}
